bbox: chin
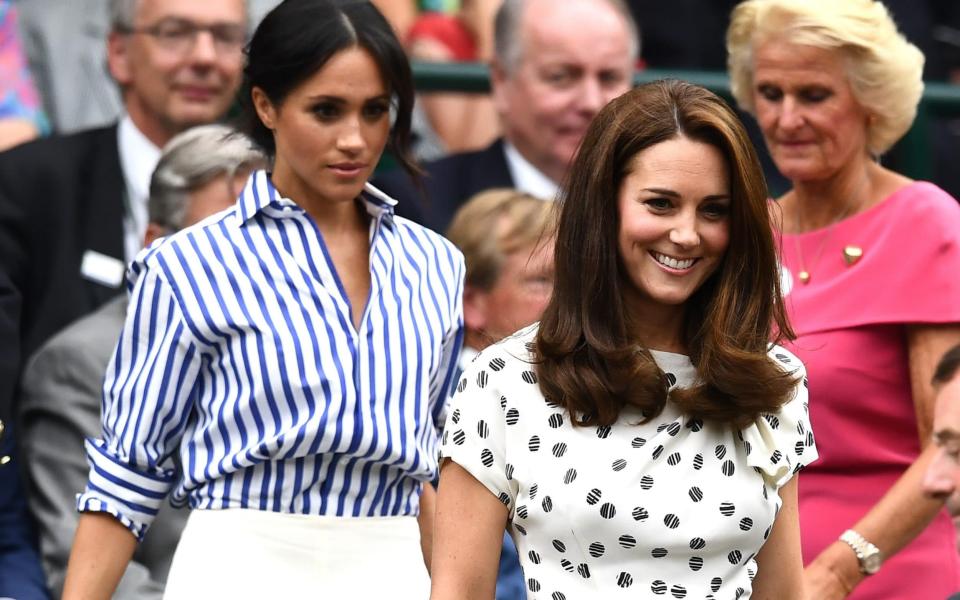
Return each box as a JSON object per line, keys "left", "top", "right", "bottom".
{"left": 773, "top": 161, "right": 828, "bottom": 183}
{"left": 330, "top": 183, "right": 369, "bottom": 204}
{"left": 642, "top": 286, "right": 696, "bottom": 307}
{"left": 176, "top": 102, "right": 228, "bottom": 122}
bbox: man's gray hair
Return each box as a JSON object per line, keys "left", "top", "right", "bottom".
{"left": 108, "top": 0, "right": 139, "bottom": 30}
{"left": 149, "top": 124, "right": 267, "bottom": 232}
{"left": 493, "top": 0, "right": 640, "bottom": 74}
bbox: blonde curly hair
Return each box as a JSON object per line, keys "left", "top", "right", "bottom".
{"left": 727, "top": 0, "right": 924, "bottom": 156}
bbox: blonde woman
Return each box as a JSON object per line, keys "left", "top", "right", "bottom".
{"left": 728, "top": 1, "right": 960, "bottom": 598}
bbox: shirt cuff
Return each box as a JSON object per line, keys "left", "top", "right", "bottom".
{"left": 77, "top": 438, "right": 175, "bottom": 541}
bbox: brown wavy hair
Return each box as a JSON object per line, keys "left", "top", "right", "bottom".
{"left": 535, "top": 79, "right": 796, "bottom": 429}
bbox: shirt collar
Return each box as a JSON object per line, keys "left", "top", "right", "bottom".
{"left": 237, "top": 170, "right": 398, "bottom": 224}
{"left": 502, "top": 141, "right": 560, "bottom": 201}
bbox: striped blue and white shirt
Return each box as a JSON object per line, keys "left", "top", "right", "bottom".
{"left": 78, "top": 171, "right": 465, "bottom": 540}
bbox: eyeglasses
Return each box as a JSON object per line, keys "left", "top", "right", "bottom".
{"left": 119, "top": 18, "right": 246, "bottom": 55}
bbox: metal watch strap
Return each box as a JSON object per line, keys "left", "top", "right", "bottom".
{"left": 839, "top": 529, "right": 883, "bottom": 575}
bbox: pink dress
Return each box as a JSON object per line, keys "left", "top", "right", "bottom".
{"left": 778, "top": 182, "right": 960, "bottom": 599}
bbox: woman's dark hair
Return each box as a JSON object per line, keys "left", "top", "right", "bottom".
{"left": 240, "top": 0, "right": 418, "bottom": 177}
{"left": 535, "top": 79, "right": 796, "bottom": 429}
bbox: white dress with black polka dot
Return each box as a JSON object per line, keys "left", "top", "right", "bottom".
{"left": 440, "top": 325, "right": 818, "bottom": 600}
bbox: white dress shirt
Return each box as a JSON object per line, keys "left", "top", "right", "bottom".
{"left": 503, "top": 142, "right": 560, "bottom": 201}
{"left": 117, "top": 115, "right": 161, "bottom": 263}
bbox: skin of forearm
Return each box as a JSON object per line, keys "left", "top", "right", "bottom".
{"left": 62, "top": 512, "right": 138, "bottom": 600}
{"left": 817, "top": 445, "right": 945, "bottom": 590}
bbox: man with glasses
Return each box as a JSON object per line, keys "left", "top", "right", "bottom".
{"left": 0, "top": 2, "right": 246, "bottom": 593}
{"left": 0, "top": 0, "right": 247, "bottom": 419}
{"left": 16, "top": 0, "right": 278, "bottom": 135}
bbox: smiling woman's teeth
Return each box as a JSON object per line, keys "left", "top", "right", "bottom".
{"left": 653, "top": 252, "right": 695, "bottom": 270}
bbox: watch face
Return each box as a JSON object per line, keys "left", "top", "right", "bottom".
{"left": 863, "top": 553, "right": 882, "bottom": 574}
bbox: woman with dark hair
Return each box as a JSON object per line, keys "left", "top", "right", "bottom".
{"left": 432, "top": 79, "right": 816, "bottom": 599}
{"left": 62, "top": 1, "right": 464, "bottom": 598}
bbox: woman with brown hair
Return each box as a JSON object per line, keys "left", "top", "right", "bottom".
{"left": 430, "top": 78, "right": 816, "bottom": 600}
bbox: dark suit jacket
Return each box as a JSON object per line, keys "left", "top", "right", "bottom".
{"left": 0, "top": 125, "right": 125, "bottom": 421}
{"left": 373, "top": 138, "right": 515, "bottom": 233}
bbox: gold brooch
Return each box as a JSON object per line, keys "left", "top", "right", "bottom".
{"left": 843, "top": 245, "right": 863, "bottom": 266}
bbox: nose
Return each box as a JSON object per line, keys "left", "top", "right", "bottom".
{"left": 777, "top": 96, "right": 804, "bottom": 131}
{"left": 923, "top": 448, "right": 958, "bottom": 499}
{"left": 576, "top": 77, "right": 606, "bottom": 116}
{"left": 188, "top": 30, "right": 218, "bottom": 65}
{"left": 668, "top": 212, "right": 700, "bottom": 248}
{"left": 336, "top": 118, "right": 365, "bottom": 154}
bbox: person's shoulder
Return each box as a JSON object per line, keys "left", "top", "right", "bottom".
{"left": 767, "top": 343, "right": 806, "bottom": 377}
{"left": 379, "top": 141, "right": 504, "bottom": 186}
{"left": 457, "top": 325, "right": 542, "bottom": 404}
{"left": 384, "top": 195, "right": 464, "bottom": 268}
{"left": 0, "top": 124, "right": 115, "bottom": 162}
{"left": 475, "top": 324, "right": 540, "bottom": 373}
{"left": 874, "top": 181, "right": 960, "bottom": 245}
{"left": 20, "top": 296, "right": 125, "bottom": 401}
{"left": 884, "top": 181, "right": 959, "bottom": 219}
{"left": 133, "top": 207, "right": 239, "bottom": 275}
{"left": 40, "top": 295, "right": 125, "bottom": 352}
{"left": 390, "top": 213, "right": 457, "bottom": 249}
{"left": 0, "top": 124, "right": 117, "bottom": 184}
{"left": 427, "top": 141, "right": 505, "bottom": 173}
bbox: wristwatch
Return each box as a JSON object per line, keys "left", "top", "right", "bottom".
{"left": 840, "top": 529, "right": 883, "bottom": 574}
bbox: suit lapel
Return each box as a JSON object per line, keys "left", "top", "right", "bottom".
{"left": 474, "top": 139, "right": 515, "bottom": 190}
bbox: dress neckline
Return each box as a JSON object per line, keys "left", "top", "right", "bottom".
{"left": 778, "top": 181, "right": 928, "bottom": 238}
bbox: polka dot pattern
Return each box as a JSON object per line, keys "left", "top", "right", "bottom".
{"left": 440, "top": 325, "right": 817, "bottom": 598}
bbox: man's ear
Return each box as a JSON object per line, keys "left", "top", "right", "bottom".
{"left": 489, "top": 59, "right": 511, "bottom": 117}
{"left": 106, "top": 31, "right": 133, "bottom": 87}
{"left": 251, "top": 87, "right": 277, "bottom": 130}
{"left": 463, "top": 285, "right": 488, "bottom": 334}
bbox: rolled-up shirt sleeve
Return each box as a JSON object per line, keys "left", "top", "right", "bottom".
{"left": 77, "top": 260, "right": 202, "bottom": 541}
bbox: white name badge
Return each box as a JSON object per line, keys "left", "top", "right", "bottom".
{"left": 80, "top": 250, "right": 126, "bottom": 288}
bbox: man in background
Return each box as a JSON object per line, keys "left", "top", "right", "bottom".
{"left": 14, "top": 0, "right": 280, "bottom": 134}
{"left": 0, "top": 0, "right": 247, "bottom": 422}
{"left": 374, "top": 0, "right": 638, "bottom": 232}
{"left": 924, "top": 344, "right": 960, "bottom": 517}
{"left": 924, "top": 344, "right": 960, "bottom": 600}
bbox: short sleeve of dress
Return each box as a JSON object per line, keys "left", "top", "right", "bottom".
{"left": 739, "top": 346, "right": 818, "bottom": 490}
{"left": 439, "top": 345, "right": 518, "bottom": 510}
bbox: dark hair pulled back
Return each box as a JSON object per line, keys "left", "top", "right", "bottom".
{"left": 240, "top": 0, "right": 419, "bottom": 177}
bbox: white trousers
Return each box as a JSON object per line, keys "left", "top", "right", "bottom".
{"left": 162, "top": 509, "right": 431, "bottom": 599}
